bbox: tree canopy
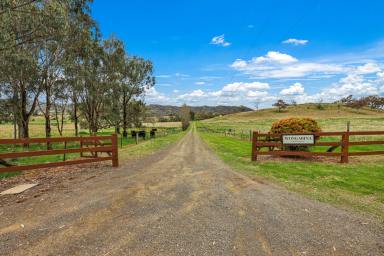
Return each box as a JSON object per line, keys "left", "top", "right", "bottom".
{"left": 0, "top": 0, "right": 155, "bottom": 138}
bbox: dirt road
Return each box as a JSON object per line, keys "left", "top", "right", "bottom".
{"left": 1, "top": 129, "right": 383, "bottom": 255}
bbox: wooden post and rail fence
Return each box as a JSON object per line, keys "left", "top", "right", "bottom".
{"left": 251, "top": 131, "right": 384, "bottom": 163}
{"left": 0, "top": 134, "right": 118, "bottom": 173}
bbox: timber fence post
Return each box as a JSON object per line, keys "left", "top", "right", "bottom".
{"left": 111, "top": 134, "right": 119, "bottom": 167}
{"left": 252, "top": 131, "right": 258, "bottom": 161}
{"left": 341, "top": 132, "right": 349, "bottom": 163}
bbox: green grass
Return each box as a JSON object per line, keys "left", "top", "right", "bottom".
{"left": 0, "top": 115, "right": 181, "bottom": 139}
{"left": 203, "top": 103, "right": 384, "bottom": 133}
{"left": 120, "top": 129, "right": 187, "bottom": 159}
{"left": 199, "top": 131, "right": 384, "bottom": 221}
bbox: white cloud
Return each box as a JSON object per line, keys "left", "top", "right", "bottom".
{"left": 210, "top": 34, "right": 231, "bottom": 47}
{"left": 222, "top": 81, "right": 270, "bottom": 92}
{"left": 252, "top": 51, "right": 298, "bottom": 64}
{"left": 208, "top": 91, "right": 222, "bottom": 97}
{"left": 280, "top": 83, "right": 305, "bottom": 95}
{"left": 195, "top": 81, "right": 206, "bottom": 85}
{"left": 189, "top": 89, "right": 205, "bottom": 97}
{"left": 354, "top": 63, "right": 381, "bottom": 74}
{"left": 231, "top": 59, "right": 248, "bottom": 69}
{"left": 231, "top": 51, "right": 346, "bottom": 78}
{"left": 177, "top": 89, "right": 205, "bottom": 99}
{"left": 246, "top": 90, "right": 268, "bottom": 97}
{"left": 145, "top": 87, "right": 170, "bottom": 104}
{"left": 265, "top": 63, "right": 344, "bottom": 78}
{"left": 328, "top": 74, "right": 378, "bottom": 97}
{"left": 283, "top": 38, "right": 309, "bottom": 46}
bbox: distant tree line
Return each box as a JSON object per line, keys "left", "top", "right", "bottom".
{"left": 157, "top": 111, "right": 216, "bottom": 122}
{"left": 271, "top": 95, "right": 384, "bottom": 112}
{"left": 0, "top": 0, "right": 155, "bottom": 139}
{"left": 338, "top": 95, "right": 384, "bottom": 110}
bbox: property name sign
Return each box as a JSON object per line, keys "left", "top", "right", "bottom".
{"left": 282, "top": 134, "right": 315, "bottom": 145}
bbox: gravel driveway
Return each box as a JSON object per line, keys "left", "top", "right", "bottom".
{"left": 0, "top": 129, "right": 383, "bottom": 255}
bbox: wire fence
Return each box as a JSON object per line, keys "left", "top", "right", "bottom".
{"left": 197, "top": 125, "right": 254, "bottom": 142}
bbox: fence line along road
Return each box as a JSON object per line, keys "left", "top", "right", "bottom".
{"left": 251, "top": 131, "right": 384, "bottom": 163}
{"left": 0, "top": 134, "right": 118, "bottom": 173}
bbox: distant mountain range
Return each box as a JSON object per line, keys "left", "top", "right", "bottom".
{"left": 148, "top": 104, "right": 252, "bottom": 118}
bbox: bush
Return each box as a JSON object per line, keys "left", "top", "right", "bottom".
{"left": 270, "top": 118, "right": 321, "bottom": 152}
{"left": 270, "top": 117, "right": 321, "bottom": 134}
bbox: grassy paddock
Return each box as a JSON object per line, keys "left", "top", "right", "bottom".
{"left": 197, "top": 104, "right": 384, "bottom": 220}
{"left": 199, "top": 131, "right": 384, "bottom": 220}
{"left": 0, "top": 115, "right": 181, "bottom": 139}
{"left": 203, "top": 104, "right": 384, "bottom": 132}
{"left": 120, "top": 129, "right": 187, "bottom": 160}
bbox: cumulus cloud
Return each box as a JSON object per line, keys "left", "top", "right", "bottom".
{"left": 354, "top": 63, "right": 381, "bottom": 74}
{"left": 222, "top": 81, "right": 270, "bottom": 92}
{"left": 282, "top": 38, "right": 309, "bottom": 45}
{"left": 145, "top": 87, "right": 170, "bottom": 104}
{"left": 146, "top": 56, "right": 384, "bottom": 107}
{"left": 210, "top": 34, "right": 231, "bottom": 47}
{"left": 177, "top": 89, "right": 205, "bottom": 100}
{"left": 246, "top": 90, "right": 269, "bottom": 97}
{"left": 328, "top": 74, "right": 378, "bottom": 97}
{"left": 252, "top": 51, "right": 298, "bottom": 64}
{"left": 231, "top": 51, "right": 345, "bottom": 78}
{"left": 280, "top": 82, "right": 305, "bottom": 95}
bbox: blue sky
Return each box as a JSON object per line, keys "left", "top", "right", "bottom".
{"left": 91, "top": 0, "right": 384, "bottom": 107}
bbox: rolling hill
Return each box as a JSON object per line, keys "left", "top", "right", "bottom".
{"left": 202, "top": 103, "right": 384, "bottom": 132}
{"left": 148, "top": 104, "right": 252, "bottom": 118}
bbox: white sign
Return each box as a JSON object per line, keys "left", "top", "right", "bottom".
{"left": 282, "top": 134, "right": 315, "bottom": 145}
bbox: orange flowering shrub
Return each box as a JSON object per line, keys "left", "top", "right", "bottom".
{"left": 270, "top": 118, "right": 321, "bottom": 134}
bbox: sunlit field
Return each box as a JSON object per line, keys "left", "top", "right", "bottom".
{"left": 197, "top": 104, "right": 384, "bottom": 220}
{"left": 0, "top": 116, "right": 181, "bottom": 139}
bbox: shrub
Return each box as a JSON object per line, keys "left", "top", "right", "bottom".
{"left": 270, "top": 117, "right": 321, "bottom": 134}
{"left": 270, "top": 118, "right": 321, "bottom": 152}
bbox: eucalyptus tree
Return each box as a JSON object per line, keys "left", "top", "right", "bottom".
{"left": 0, "top": 0, "right": 94, "bottom": 138}
{"left": 100, "top": 37, "right": 126, "bottom": 133}
{"left": 63, "top": 0, "right": 97, "bottom": 136}
{"left": 77, "top": 37, "right": 126, "bottom": 134}
{"left": 0, "top": 99, "right": 13, "bottom": 124}
{"left": 180, "top": 104, "right": 191, "bottom": 131}
{"left": 0, "top": 45, "right": 41, "bottom": 138}
{"left": 126, "top": 100, "right": 147, "bottom": 129}
{"left": 52, "top": 81, "right": 70, "bottom": 136}
{"left": 120, "top": 57, "right": 155, "bottom": 137}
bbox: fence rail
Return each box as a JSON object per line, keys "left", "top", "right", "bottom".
{"left": 251, "top": 131, "right": 384, "bottom": 163}
{"left": 0, "top": 134, "right": 118, "bottom": 173}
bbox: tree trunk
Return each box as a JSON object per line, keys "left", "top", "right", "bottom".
{"left": 122, "top": 100, "right": 128, "bottom": 138}
{"left": 45, "top": 85, "right": 52, "bottom": 149}
{"left": 73, "top": 93, "right": 79, "bottom": 136}
{"left": 12, "top": 89, "right": 18, "bottom": 139}
{"left": 19, "top": 89, "right": 29, "bottom": 139}
{"left": 13, "top": 117, "right": 17, "bottom": 139}
{"left": 19, "top": 119, "right": 29, "bottom": 139}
